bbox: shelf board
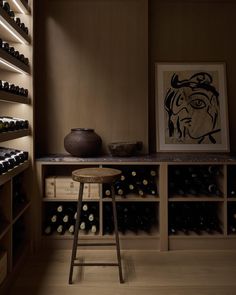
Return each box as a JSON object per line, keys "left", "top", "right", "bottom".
{"left": 227, "top": 198, "right": 236, "bottom": 201}
{"left": 102, "top": 195, "right": 159, "bottom": 202}
{"left": 168, "top": 196, "right": 224, "bottom": 202}
{"left": 0, "top": 128, "right": 30, "bottom": 142}
{"left": 169, "top": 232, "right": 224, "bottom": 239}
{"left": 43, "top": 197, "right": 99, "bottom": 202}
{"left": 0, "top": 160, "right": 29, "bottom": 186}
{"left": 12, "top": 201, "right": 30, "bottom": 224}
{"left": 103, "top": 229, "right": 160, "bottom": 239}
{"left": 8, "top": 0, "right": 31, "bottom": 15}
{"left": 0, "top": 221, "right": 10, "bottom": 239}
{"left": 0, "top": 90, "right": 30, "bottom": 104}
{"left": 0, "top": 48, "right": 30, "bottom": 74}
{"left": 0, "top": 6, "right": 30, "bottom": 44}
{"left": 43, "top": 232, "right": 101, "bottom": 240}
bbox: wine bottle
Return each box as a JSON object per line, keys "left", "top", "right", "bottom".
{"left": 44, "top": 225, "right": 54, "bottom": 235}
{"left": 56, "top": 224, "right": 66, "bottom": 235}
{"left": 68, "top": 224, "right": 75, "bottom": 234}
{"left": 56, "top": 204, "right": 64, "bottom": 213}
{"left": 0, "top": 153, "right": 16, "bottom": 169}
{"left": 114, "top": 180, "right": 127, "bottom": 196}
{"left": 103, "top": 184, "right": 111, "bottom": 197}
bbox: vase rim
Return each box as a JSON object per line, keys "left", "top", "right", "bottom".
{"left": 71, "top": 128, "right": 94, "bottom": 132}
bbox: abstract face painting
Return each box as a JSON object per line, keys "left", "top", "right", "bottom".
{"left": 165, "top": 72, "right": 220, "bottom": 144}
{"left": 156, "top": 64, "right": 229, "bottom": 152}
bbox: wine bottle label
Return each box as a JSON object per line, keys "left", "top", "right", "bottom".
{"left": 68, "top": 225, "right": 74, "bottom": 233}
{"left": 150, "top": 170, "right": 156, "bottom": 177}
{"left": 117, "top": 189, "right": 123, "bottom": 195}
{"left": 82, "top": 204, "right": 88, "bottom": 211}
{"left": 142, "top": 179, "right": 148, "bottom": 185}
{"left": 138, "top": 190, "right": 144, "bottom": 196}
{"left": 120, "top": 175, "right": 125, "bottom": 181}
{"left": 91, "top": 225, "right": 97, "bottom": 233}
{"left": 129, "top": 184, "right": 134, "bottom": 190}
{"left": 57, "top": 225, "right": 63, "bottom": 233}
{"left": 51, "top": 215, "right": 57, "bottom": 223}
{"left": 88, "top": 214, "right": 94, "bottom": 221}
{"left": 57, "top": 205, "right": 63, "bottom": 212}
{"left": 105, "top": 189, "right": 111, "bottom": 196}
{"left": 63, "top": 215, "right": 69, "bottom": 223}
{"left": 80, "top": 222, "right": 86, "bottom": 230}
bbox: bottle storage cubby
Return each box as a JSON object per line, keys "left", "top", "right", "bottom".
{"left": 43, "top": 201, "right": 100, "bottom": 237}
{"left": 103, "top": 202, "right": 159, "bottom": 236}
{"left": 168, "top": 202, "right": 223, "bottom": 236}
{"left": 102, "top": 165, "right": 159, "bottom": 200}
{"left": 168, "top": 165, "right": 223, "bottom": 198}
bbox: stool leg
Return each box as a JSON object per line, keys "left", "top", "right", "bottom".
{"left": 69, "top": 182, "right": 84, "bottom": 284}
{"left": 111, "top": 184, "right": 124, "bottom": 283}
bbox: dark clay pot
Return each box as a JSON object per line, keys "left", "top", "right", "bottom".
{"left": 64, "top": 128, "right": 102, "bottom": 157}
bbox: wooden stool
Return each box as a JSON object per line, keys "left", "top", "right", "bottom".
{"left": 69, "top": 167, "right": 124, "bottom": 284}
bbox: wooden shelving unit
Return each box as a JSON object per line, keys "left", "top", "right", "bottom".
{"left": 36, "top": 154, "right": 236, "bottom": 251}
{"left": 0, "top": 0, "right": 33, "bottom": 292}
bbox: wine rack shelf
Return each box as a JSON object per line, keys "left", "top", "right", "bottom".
{"left": 8, "top": 0, "right": 31, "bottom": 15}
{"left": 168, "top": 197, "right": 223, "bottom": 202}
{"left": 0, "top": 128, "right": 30, "bottom": 142}
{"left": 0, "top": 48, "right": 30, "bottom": 74}
{"left": 36, "top": 153, "right": 236, "bottom": 251}
{"left": 0, "top": 6, "right": 30, "bottom": 44}
{"left": 0, "top": 90, "right": 30, "bottom": 104}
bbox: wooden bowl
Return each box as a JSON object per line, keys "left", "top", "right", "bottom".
{"left": 108, "top": 141, "right": 143, "bottom": 157}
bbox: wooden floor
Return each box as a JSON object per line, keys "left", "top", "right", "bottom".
{"left": 7, "top": 249, "right": 236, "bottom": 295}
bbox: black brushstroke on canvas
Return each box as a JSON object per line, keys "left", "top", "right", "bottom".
{"left": 164, "top": 72, "right": 220, "bottom": 144}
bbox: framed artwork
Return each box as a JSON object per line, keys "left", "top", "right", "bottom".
{"left": 155, "top": 62, "right": 229, "bottom": 152}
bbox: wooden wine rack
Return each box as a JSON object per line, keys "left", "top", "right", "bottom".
{"left": 36, "top": 153, "right": 236, "bottom": 251}
{"left": 0, "top": 0, "right": 33, "bottom": 292}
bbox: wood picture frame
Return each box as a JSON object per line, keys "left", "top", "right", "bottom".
{"left": 155, "top": 62, "right": 229, "bottom": 152}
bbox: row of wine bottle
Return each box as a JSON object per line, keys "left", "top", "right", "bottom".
{"left": 0, "top": 147, "right": 28, "bottom": 174}
{"left": 103, "top": 167, "right": 158, "bottom": 197}
{"left": 0, "top": 1, "right": 29, "bottom": 34}
{"left": 103, "top": 203, "right": 157, "bottom": 234}
{"left": 0, "top": 38, "right": 29, "bottom": 66}
{"left": 169, "top": 165, "right": 222, "bottom": 196}
{"left": 43, "top": 203, "right": 99, "bottom": 235}
{"left": 0, "top": 80, "right": 28, "bottom": 97}
{"left": 169, "top": 202, "right": 222, "bottom": 235}
{"left": 0, "top": 116, "right": 29, "bottom": 132}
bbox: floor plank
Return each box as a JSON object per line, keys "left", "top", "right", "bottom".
{"left": 7, "top": 250, "right": 236, "bottom": 295}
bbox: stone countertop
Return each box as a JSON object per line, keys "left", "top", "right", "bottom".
{"left": 36, "top": 152, "right": 236, "bottom": 163}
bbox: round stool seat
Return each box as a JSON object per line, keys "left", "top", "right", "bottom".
{"left": 72, "top": 167, "right": 122, "bottom": 183}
